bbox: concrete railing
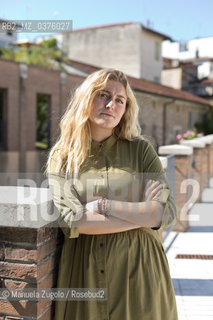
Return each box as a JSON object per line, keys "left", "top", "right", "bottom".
{"left": 159, "top": 134, "right": 213, "bottom": 232}
{"left": 0, "top": 134, "right": 213, "bottom": 319}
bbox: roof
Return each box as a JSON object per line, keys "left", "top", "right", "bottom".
{"left": 127, "top": 76, "right": 210, "bottom": 105}
{"left": 141, "top": 25, "right": 171, "bottom": 40}
{"left": 200, "top": 79, "right": 213, "bottom": 85}
{"left": 67, "top": 59, "right": 210, "bottom": 106}
{"left": 181, "top": 57, "right": 213, "bottom": 63}
{"left": 73, "top": 21, "right": 135, "bottom": 33}
{"left": 72, "top": 21, "right": 171, "bottom": 40}
{"left": 13, "top": 39, "right": 40, "bottom": 47}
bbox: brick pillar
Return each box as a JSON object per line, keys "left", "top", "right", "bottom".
{"left": 209, "top": 136, "right": 213, "bottom": 177}
{"left": 159, "top": 144, "right": 193, "bottom": 232}
{"left": 0, "top": 187, "right": 63, "bottom": 320}
{"left": 181, "top": 139, "right": 206, "bottom": 202}
{"left": 158, "top": 156, "right": 168, "bottom": 242}
{"left": 199, "top": 135, "right": 213, "bottom": 183}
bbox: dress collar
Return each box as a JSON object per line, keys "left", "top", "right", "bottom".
{"left": 91, "top": 133, "right": 118, "bottom": 152}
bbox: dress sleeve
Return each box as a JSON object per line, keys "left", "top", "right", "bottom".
{"left": 47, "top": 151, "right": 84, "bottom": 238}
{"left": 141, "top": 141, "right": 177, "bottom": 229}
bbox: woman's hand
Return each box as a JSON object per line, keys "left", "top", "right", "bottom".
{"left": 85, "top": 199, "right": 99, "bottom": 212}
{"left": 143, "top": 180, "right": 163, "bottom": 202}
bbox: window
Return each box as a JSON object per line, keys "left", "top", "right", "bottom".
{"left": 188, "top": 111, "right": 193, "bottom": 129}
{"left": 153, "top": 76, "right": 160, "bottom": 83}
{"left": 0, "top": 89, "right": 7, "bottom": 149}
{"left": 152, "top": 124, "right": 157, "bottom": 138}
{"left": 155, "top": 42, "right": 161, "bottom": 61}
{"left": 141, "top": 123, "right": 146, "bottom": 134}
{"left": 36, "top": 93, "right": 50, "bottom": 149}
{"left": 179, "top": 41, "right": 188, "bottom": 52}
{"left": 173, "top": 125, "right": 182, "bottom": 141}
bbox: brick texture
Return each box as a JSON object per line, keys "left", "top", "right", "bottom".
{"left": 0, "top": 299, "right": 52, "bottom": 318}
{"left": 0, "top": 225, "right": 63, "bottom": 319}
{"left": 0, "top": 226, "right": 58, "bottom": 243}
{"left": 174, "top": 155, "right": 191, "bottom": 231}
{"left": 192, "top": 147, "right": 208, "bottom": 202}
{"left": 4, "top": 238, "right": 58, "bottom": 263}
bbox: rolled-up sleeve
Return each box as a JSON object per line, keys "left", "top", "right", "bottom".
{"left": 48, "top": 151, "right": 84, "bottom": 238}
{"left": 142, "top": 141, "right": 177, "bottom": 229}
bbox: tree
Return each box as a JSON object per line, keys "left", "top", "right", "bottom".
{"left": 0, "top": 39, "right": 66, "bottom": 69}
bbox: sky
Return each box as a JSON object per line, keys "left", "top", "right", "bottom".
{"left": 1, "top": 0, "right": 213, "bottom": 42}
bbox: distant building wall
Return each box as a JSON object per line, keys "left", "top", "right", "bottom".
{"left": 140, "top": 29, "right": 163, "bottom": 82}
{"left": 161, "top": 68, "right": 182, "bottom": 89}
{"left": 0, "top": 21, "right": 17, "bottom": 47}
{"left": 66, "top": 23, "right": 142, "bottom": 78}
{"left": 0, "top": 59, "right": 209, "bottom": 172}
{"left": 38, "top": 23, "right": 166, "bottom": 81}
{"left": 0, "top": 59, "right": 83, "bottom": 153}
{"left": 135, "top": 91, "right": 208, "bottom": 146}
{"left": 163, "top": 37, "right": 213, "bottom": 60}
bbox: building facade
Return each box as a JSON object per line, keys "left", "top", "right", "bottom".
{"left": 36, "top": 22, "right": 170, "bottom": 83}
{"left": 162, "top": 37, "right": 213, "bottom": 61}
{"left": 0, "top": 59, "right": 210, "bottom": 174}
{"left": 0, "top": 19, "right": 18, "bottom": 47}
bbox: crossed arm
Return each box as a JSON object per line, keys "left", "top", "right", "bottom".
{"left": 77, "top": 180, "right": 165, "bottom": 235}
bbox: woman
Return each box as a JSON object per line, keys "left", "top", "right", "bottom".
{"left": 46, "top": 69, "right": 178, "bottom": 320}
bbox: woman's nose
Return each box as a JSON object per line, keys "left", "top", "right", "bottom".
{"left": 106, "top": 98, "right": 115, "bottom": 108}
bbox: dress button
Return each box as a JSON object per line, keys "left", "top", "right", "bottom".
{"left": 60, "top": 196, "right": 64, "bottom": 200}
{"left": 100, "top": 269, "right": 104, "bottom": 274}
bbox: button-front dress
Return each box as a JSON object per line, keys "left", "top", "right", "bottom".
{"left": 48, "top": 134, "right": 178, "bottom": 320}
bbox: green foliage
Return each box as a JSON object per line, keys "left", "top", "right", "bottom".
{"left": 0, "top": 39, "right": 66, "bottom": 69}
{"left": 41, "top": 38, "right": 58, "bottom": 49}
{"left": 36, "top": 94, "right": 49, "bottom": 149}
{"left": 195, "top": 103, "right": 213, "bottom": 135}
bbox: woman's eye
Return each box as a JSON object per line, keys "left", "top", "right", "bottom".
{"left": 99, "top": 92, "right": 108, "bottom": 98}
{"left": 116, "top": 99, "right": 123, "bottom": 104}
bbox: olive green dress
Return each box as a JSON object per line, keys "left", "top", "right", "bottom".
{"left": 48, "top": 134, "right": 178, "bottom": 320}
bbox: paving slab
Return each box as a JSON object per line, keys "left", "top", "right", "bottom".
{"left": 165, "top": 181, "right": 213, "bottom": 320}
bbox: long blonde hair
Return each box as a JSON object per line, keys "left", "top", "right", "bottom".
{"left": 46, "top": 69, "right": 141, "bottom": 175}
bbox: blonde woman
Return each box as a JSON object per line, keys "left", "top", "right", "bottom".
{"left": 47, "top": 69, "right": 178, "bottom": 320}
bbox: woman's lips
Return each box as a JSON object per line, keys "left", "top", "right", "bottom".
{"left": 101, "top": 113, "right": 114, "bottom": 117}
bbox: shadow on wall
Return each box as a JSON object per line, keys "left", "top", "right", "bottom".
{"left": 0, "top": 151, "right": 48, "bottom": 186}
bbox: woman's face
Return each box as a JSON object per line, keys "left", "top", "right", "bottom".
{"left": 89, "top": 80, "right": 127, "bottom": 136}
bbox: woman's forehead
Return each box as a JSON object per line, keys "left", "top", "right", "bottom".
{"left": 101, "top": 80, "right": 127, "bottom": 98}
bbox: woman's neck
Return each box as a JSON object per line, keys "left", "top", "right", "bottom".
{"left": 90, "top": 127, "right": 113, "bottom": 142}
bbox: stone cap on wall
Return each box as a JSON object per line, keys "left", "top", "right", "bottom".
{"left": 180, "top": 139, "right": 206, "bottom": 148}
{"left": 205, "top": 134, "right": 213, "bottom": 142}
{"left": 198, "top": 136, "right": 212, "bottom": 144}
{"left": 159, "top": 156, "right": 168, "bottom": 169}
{"left": 0, "top": 186, "right": 58, "bottom": 228}
{"left": 159, "top": 144, "right": 193, "bottom": 156}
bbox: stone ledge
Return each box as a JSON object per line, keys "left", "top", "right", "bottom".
{"left": 180, "top": 139, "right": 206, "bottom": 148}
{"left": 205, "top": 134, "right": 213, "bottom": 143}
{"left": 197, "top": 136, "right": 212, "bottom": 144}
{"left": 159, "top": 144, "right": 193, "bottom": 156}
{"left": 0, "top": 187, "right": 58, "bottom": 229}
{"left": 159, "top": 156, "right": 168, "bottom": 169}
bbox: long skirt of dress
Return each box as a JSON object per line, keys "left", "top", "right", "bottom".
{"left": 54, "top": 227, "right": 178, "bottom": 320}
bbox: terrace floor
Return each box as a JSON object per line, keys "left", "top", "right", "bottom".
{"left": 164, "top": 178, "right": 213, "bottom": 320}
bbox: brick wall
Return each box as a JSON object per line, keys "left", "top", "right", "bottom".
{"left": 0, "top": 226, "right": 63, "bottom": 320}
{"left": 0, "top": 59, "right": 84, "bottom": 153}
{"left": 0, "top": 59, "right": 209, "bottom": 173}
